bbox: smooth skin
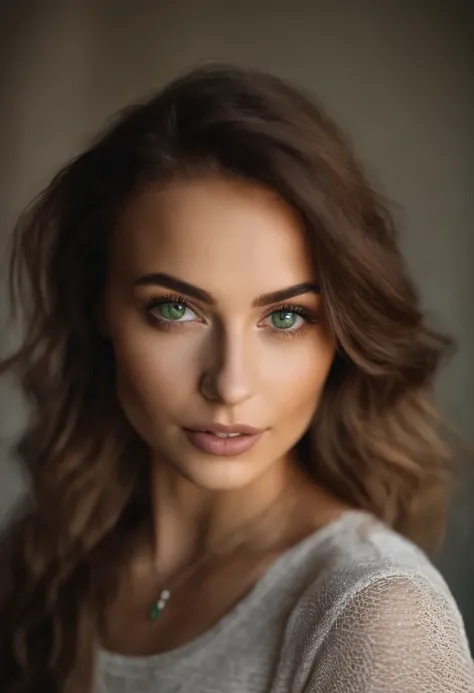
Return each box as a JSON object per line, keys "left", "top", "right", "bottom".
{"left": 101, "top": 175, "right": 351, "bottom": 654}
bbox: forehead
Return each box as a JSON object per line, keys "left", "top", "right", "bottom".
{"left": 111, "top": 176, "right": 316, "bottom": 297}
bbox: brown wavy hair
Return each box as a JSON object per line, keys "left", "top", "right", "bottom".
{"left": 0, "top": 63, "right": 454, "bottom": 691}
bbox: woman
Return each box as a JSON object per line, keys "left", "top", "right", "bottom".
{"left": 0, "top": 63, "right": 473, "bottom": 693}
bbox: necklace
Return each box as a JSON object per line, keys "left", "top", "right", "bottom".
{"left": 148, "top": 479, "right": 302, "bottom": 621}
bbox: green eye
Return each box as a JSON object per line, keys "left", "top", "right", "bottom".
{"left": 271, "top": 311, "right": 298, "bottom": 329}
{"left": 158, "top": 302, "right": 187, "bottom": 321}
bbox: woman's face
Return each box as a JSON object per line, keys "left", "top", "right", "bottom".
{"left": 105, "top": 175, "right": 335, "bottom": 490}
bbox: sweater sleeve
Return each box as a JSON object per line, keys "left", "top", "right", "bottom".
{"left": 302, "top": 574, "right": 474, "bottom": 693}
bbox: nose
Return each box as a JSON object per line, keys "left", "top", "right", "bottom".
{"left": 199, "top": 326, "right": 254, "bottom": 406}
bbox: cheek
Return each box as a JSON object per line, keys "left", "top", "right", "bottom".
{"left": 111, "top": 327, "right": 202, "bottom": 417}
{"left": 264, "top": 335, "right": 335, "bottom": 422}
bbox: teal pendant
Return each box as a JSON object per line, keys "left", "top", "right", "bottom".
{"left": 149, "top": 589, "right": 171, "bottom": 621}
{"left": 149, "top": 602, "right": 163, "bottom": 621}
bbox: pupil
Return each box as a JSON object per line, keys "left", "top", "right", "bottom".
{"left": 170, "top": 304, "right": 184, "bottom": 317}
{"left": 160, "top": 303, "right": 185, "bottom": 320}
{"left": 273, "top": 311, "right": 295, "bottom": 328}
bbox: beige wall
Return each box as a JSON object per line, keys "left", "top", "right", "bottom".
{"left": 1, "top": 0, "right": 473, "bottom": 640}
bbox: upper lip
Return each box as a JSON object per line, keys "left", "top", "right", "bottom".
{"left": 185, "top": 423, "right": 264, "bottom": 435}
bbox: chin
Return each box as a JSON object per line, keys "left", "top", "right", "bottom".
{"left": 169, "top": 454, "right": 266, "bottom": 491}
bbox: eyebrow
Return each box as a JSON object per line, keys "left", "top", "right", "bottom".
{"left": 134, "top": 273, "right": 320, "bottom": 307}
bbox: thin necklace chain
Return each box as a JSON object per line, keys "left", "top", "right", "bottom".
{"left": 148, "top": 478, "right": 303, "bottom": 621}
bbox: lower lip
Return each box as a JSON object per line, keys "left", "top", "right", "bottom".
{"left": 184, "top": 429, "right": 263, "bottom": 456}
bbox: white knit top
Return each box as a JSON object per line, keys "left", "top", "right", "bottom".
{"left": 96, "top": 510, "right": 474, "bottom": 692}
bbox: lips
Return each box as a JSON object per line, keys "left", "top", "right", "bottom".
{"left": 183, "top": 423, "right": 264, "bottom": 456}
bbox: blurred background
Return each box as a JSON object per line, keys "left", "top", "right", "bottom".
{"left": 1, "top": 0, "right": 473, "bottom": 646}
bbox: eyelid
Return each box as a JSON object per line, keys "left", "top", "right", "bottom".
{"left": 144, "top": 293, "right": 204, "bottom": 322}
{"left": 145, "top": 293, "right": 198, "bottom": 311}
{"left": 262, "top": 302, "right": 319, "bottom": 320}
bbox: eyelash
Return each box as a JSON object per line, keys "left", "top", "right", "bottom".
{"left": 143, "top": 293, "right": 319, "bottom": 337}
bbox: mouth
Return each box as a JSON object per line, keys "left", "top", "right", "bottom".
{"left": 188, "top": 423, "right": 263, "bottom": 435}
{"left": 183, "top": 424, "right": 265, "bottom": 456}
{"left": 198, "top": 431, "right": 245, "bottom": 438}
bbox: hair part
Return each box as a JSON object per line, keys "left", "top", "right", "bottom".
{"left": 0, "top": 62, "right": 454, "bottom": 691}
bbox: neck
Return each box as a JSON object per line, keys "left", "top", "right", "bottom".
{"left": 148, "top": 454, "right": 304, "bottom": 580}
